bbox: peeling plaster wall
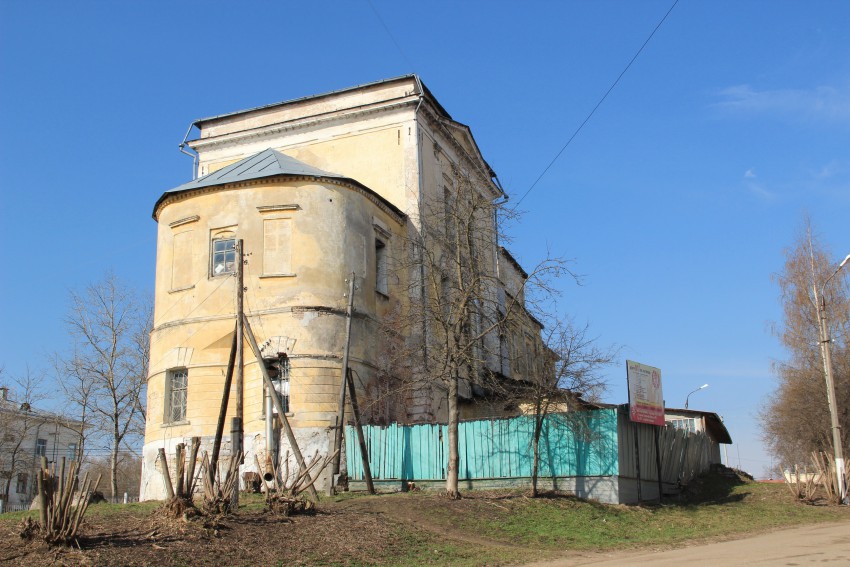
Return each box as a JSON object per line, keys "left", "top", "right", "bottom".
{"left": 142, "top": 177, "right": 406, "bottom": 500}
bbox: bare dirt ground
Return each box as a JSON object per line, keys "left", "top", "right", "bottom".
{"left": 0, "top": 492, "right": 524, "bottom": 567}
{"left": 1, "top": 503, "right": 398, "bottom": 566}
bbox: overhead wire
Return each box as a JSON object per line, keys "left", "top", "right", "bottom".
{"left": 241, "top": 249, "right": 269, "bottom": 342}
{"left": 151, "top": 270, "right": 222, "bottom": 329}
{"left": 365, "top": 0, "right": 414, "bottom": 70}
{"left": 148, "top": 272, "right": 237, "bottom": 368}
{"left": 513, "top": 0, "right": 680, "bottom": 208}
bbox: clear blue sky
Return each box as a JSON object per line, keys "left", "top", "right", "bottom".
{"left": 1, "top": 1, "right": 848, "bottom": 478}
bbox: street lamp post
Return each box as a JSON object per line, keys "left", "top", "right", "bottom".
{"left": 815, "top": 253, "right": 850, "bottom": 504}
{"left": 685, "top": 384, "right": 709, "bottom": 410}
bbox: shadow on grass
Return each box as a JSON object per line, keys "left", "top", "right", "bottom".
{"left": 673, "top": 469, "right": 751, "bottom": 507}
{"left": 524, "top": 468, "right": 754, "bottom": 510}
{"left": 79, "top": 529, "right": 190, "bottom": 550}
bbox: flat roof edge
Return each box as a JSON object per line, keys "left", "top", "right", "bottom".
{"left": 192, "top": 74, "right": 449, "bottom": 127}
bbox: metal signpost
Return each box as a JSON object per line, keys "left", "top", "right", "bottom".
{"left": 626, "top": 360, "right": 665, "bottom": 503}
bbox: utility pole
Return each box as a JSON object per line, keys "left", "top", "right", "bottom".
{"left": 329, "top": 273, "right": 356, "bottom": 495}
{"left": 813, "top": 253, "right": 849, "bottom": 504}
{"left": 232, "top": 239, "right": 245, "bottom": 509}
{"left": 815, "top": 287, "right": 847, "bottom": 504}
{"left": 235, "top": 239, "right": 245, "bottom": 426}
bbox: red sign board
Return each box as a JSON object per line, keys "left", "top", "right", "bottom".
{"left": 627, "top": 360, "right": 664, "bottom": 426}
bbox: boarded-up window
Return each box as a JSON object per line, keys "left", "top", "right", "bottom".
{"left": 375, "top": 239, "right": 388, "bottom": 295}
{"left": 172, "top": 231, "right": 194, "bottom": 289}
{"left": 263, "top": 218, "right": 292, "bottom": 275}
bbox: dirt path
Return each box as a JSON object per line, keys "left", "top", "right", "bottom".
{"left": 527, "top": 521, "right": 850, "bottom": 566}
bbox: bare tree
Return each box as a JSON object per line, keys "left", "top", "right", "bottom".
{"left": 392, "top": 165, "right": 575, "bottom": 498}
{"left": 52, "top": 346, "right": 95, "bottom": 466}
{"left": 83, "top": 454, "right": 142, "bottom": 500}
{"left": 761, "top": 220, "right": 849, "bottom": 469}
{"left": 57, "top": 273, "right": 151, "bottom": 502}
{"left": 524, "top": 318, "right": 616, "bottom": 497}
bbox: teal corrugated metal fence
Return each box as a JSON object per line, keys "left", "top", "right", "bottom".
{"left": 346, "top": 409, "right": 618, "bottom": 481}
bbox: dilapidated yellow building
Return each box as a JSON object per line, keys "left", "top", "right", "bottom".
{"left": 141, "top": 76, "right": 545, "bottom": 499}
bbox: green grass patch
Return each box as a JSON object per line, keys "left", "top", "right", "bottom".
{"left": 464, "top": 476, "right": 849, "bottom": 551}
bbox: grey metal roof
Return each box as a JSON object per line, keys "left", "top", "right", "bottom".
{"left": 153, "top": 148, "right": 407, "bottom": 221}
{"left": 165, "top": 148, "right": 345, "bottom": 195}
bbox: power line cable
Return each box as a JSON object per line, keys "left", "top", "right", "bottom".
{"left": 365, "top": 0, "right": 414, "bottom": 70}
{"left": 152, "top": 272, "right": 218, "bottom": 329}
{"left": 513, "top": 0, "right": 680, "bottom": 208}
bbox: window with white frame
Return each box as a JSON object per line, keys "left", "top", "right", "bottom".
{"left": 35, "top": 438, "right": 47, "bottom": 457}
{"left": 211, "top": 237, "right": 236, "bottom": 276}
{"left": 165, "top": 368, "right": 188, "bottom": 423}
{"left": 67, "top": 443, "right": 77, "bottom": 461}
{"left": 668, "top": 418, "right": 697, "bottom": 433}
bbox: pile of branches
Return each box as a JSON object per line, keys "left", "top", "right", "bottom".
{"left": 158, "top": 439, "right": 201, "bottom": 518}
{"left": 785, "top": 452, "right": 849, "bottom": 504}
{"left": 20, "top": 457, "right": 102, "bottom": 545}
{"left": 258, "top": 449, "right": 336, "bottom": 516}
{"left": 157, "top": 438, "right": 248, "bottom": 520}
{"left": 810, "top": 451, "right": 848, "bottom": 504}
{"left": 784, "top": 462, "right": 821, "bottom": 502}
{"left": 201, "top": 450, "right": 241, "bottom": 516}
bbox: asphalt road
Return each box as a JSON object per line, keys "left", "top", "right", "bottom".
{"left": 527, "top": 522, "right": 850, "bottom": 566}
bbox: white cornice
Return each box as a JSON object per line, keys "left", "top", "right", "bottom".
{"left": 169, "top": 215, "right": 200, "bottom": 228}
{"left": 256, "top": 204, "right": 300, "bottom": 213}
{"left": 189, "top": 98, "right": 417, "bottom": 153}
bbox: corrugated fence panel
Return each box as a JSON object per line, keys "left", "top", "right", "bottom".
{"left": 616, "top": 411, "right": 715, "bottom": 485}
{"left": 346, "top": 408, "right": 619, "bottom": 481}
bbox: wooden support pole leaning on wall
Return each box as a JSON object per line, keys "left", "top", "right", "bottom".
{"left": 346, "top": 368, "right": 375, "bottom": 494}
{"left": 210, "top": 323, "right": 238, "bottom": 484}
{"left": 243, "top": 314, "right": 319, "bottom": 501}
{"left": 330, "top": 273, "right": 357, "bottom": 494}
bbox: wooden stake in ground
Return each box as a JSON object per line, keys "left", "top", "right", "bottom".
{"left": 23, "top": 457, "right": 102, "bottom": 545}
{"left": 201, "top": 450, "right": 242, "bottom": 515}
{"left": 158, "top": 448, "right": 175, "bottom": 500}
{"left": 210, "top": 323, "right": 238, "bottom": 486}
{"left": 159, "top": 442, "right": 202, "bottom": 518}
